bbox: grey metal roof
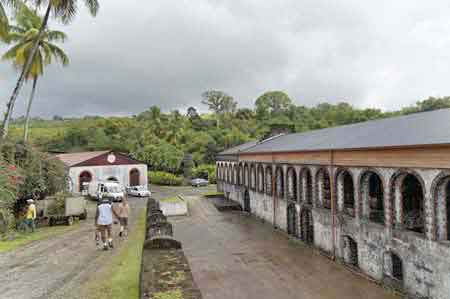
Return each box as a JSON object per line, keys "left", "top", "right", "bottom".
{"left": 242, "top": 108, "right": 450, "bottom": 154}
{"left": 218, "top": 140, "right": 259, "bottom": 155}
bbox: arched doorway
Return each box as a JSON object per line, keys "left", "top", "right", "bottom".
{"left": 243, "top": 189, "right": 251, "bottom": 213}
{"left": 316, "top": 168, "right": 331, "bottom": 209}
{"left": 300, "top": 208, "right": 314, "bottom": 244}
{"left": 300, "top": 168, "right": 313, "bottom": 205}
{"left": 343, "top": 236, "right": 358, "bottom": 267}
{"left": 130, "top": 169, "right": 140, "bottom": 186}
{"left": 287, "top": 204, "right": 298, "bottom": 236}
{"left": 79, "top": 171, "right": 92, "bottom": 192}
{"left": 401, "top": 174, "right": 424, "bottom": 234}
{"left": 360, "top": 171, "right": 384, "bottom": 224}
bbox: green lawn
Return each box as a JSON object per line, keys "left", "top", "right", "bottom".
{"left": 84, "top": 209, "right": 146, "bottom": 299}
{"left": 0, "top": 224, "right": 79, "bottom": 253}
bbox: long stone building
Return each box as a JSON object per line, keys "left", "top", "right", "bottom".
{"left": 216, "top": 109, "right": 450, "bottom": 299}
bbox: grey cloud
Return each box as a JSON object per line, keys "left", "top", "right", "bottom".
{"left": 1, "top": 0, "right": 450, "bottom": 118}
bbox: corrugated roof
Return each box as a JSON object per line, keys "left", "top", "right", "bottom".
{"left": 242, "top": 109, "right": 450, "bottom": 154}
{"left": 55, "top": 151, "right": 110, "bottom": 167}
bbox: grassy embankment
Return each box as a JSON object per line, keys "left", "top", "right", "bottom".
{"left": 0, "top": 224, "right": 79, "bottom": 253}
{"left": 84, "top": 209, "right": 146, "bottom": 299}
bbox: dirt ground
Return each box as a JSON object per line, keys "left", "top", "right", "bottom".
{"left": 171, "top": 196, "right": 402, "bottom": 299}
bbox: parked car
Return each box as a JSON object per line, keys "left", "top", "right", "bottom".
{"left": 191, "top": 178, "right": 209, "bottom": 187}
{"left": 126, "top": 185, "right": 151, "bottom": 197}
{"left": 96, "top": 182, "right": 124, "bottom": 202}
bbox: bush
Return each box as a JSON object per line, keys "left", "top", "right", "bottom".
{"left": 193, "top": 164, "right": 216, "bottom": 184}
{"left": 149, "top": 171, "right": 183, "bottom": 186}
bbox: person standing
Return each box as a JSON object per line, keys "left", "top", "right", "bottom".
{"left": 25, "top": 199, "right": 36, "bottom": 233}
{"left": 114, "top": 196, "right": 130, "bottom": 238}
{"left": 95, "top": 199, "right": 116, "bottom": 251}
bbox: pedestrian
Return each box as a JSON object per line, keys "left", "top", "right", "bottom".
{"left": 25, "top": 199, "right": 36, "bottom": 233}
{"left": 95, "top": 198, "right": 116, "bottom": 251}
{"left": 114, "top": 195, "right": 130, "bottom": 238}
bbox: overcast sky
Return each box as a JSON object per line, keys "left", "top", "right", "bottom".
{"left": 1, "top": 0, "right": 450, "bottom": 118}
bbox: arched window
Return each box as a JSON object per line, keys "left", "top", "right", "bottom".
{"left": 244, "top": 164, "right": 249, "bottom": 187}
{"left": 265, "top": 166, "right": 273, "bottom": 195}
{"left": 275, "top": 167, "right": 284, "bottom": 198}
{"left": 391, "top": 252, "right": 403, "bottom": 281}
{"left": 360, "top": 171, "right": 384, "bottom": 224}
{"left": 337, "top": 169, "right": 355, "bottom": 216}
{"left": 287, "top": 167, "right": 297, "bottom": 201}
{"left": 129, "top": 169, "right": 140, "bottom": 186}
{"left": 299, "top": 168, "right": 313, "bottom": 205}
{"left": 238, "top": 163, "right": 243, "bottom": 185}
{"left": 257, "top": 164, "right": 265, "bottom": 193}
{"left": 401, "top": 174, "right": 424, "bottom": 234}
{"left": 433, "top": 174, "right": 450, "bottom": 241}
{"left": 250, "top": 164, "right": 256, "bottom": 190}
{"left": 316, "top": 168, "right": 331, "bottom": 209}
{"left": 79, "top": 171, "right": 92, "bottom": 192}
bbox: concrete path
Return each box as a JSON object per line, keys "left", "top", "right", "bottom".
{"left": 171, "top": 196, "right": 401, "bottom": 299}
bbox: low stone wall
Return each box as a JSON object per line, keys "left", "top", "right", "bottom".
{"left": 140, "top": 198, "right": 202, "bottom": 299}
{"left": 159, "top": 196, "right": 188, "bottom": 216}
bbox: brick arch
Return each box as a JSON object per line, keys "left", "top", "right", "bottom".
{"left": 299, "top": 167, "right": 313, "bottom": 205}
{"left": 389, "top": 169, "right": 426, "bottom": 233}
{"left": 243, "top": 163, "right": 249, "bottom": 187}
{"left": 237, "top": 163, "right": 243, "bottom": 185}
{"left": 265, "top": 165, "right": 273, "bottom": 195}
{"left": 334, "top": 168, "right": 355, "bottom": 216}
{"left": 250, "top": 163, "right": 256, "bottom": 190}
{"left": 257, "top": 164, "right": 265, "bottom": 193}
{"left": 430, "top": 170, "right": 450, "bottom": 241}
{"left": 358, "top": 168, "right": 386, "bottom": 224}
{"left": 315, "top": 167, "right": 331, "bottom": 209}
{"left": 275, "top": 166, "right": 285, "bottom": 198}
{"left": 287, "top": 167, "right": 298, "bottom": 201}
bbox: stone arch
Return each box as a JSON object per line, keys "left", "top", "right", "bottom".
{"left": 431, "top": 171, "right": 450, "bottom": 241}
{"left": 287, "top": 167, "right": 298, "bottom": 201}
{"left": 275, "top": 166, "right": 285, "bottom": 198}
{"left": 243, "top": 163, "right": 249, "bottom": 187}
{"left": 335, "top": 168, "right": 355, "bottom": 217}
{"left": 243, "top": 189, "right": 251, "bottom": 213}
{"left": 315, "top": 167, "right": 331, "bottom": 209}
{"left": 299, "top": 167, "right": 313, "bottom": 205}
{"left": 359, "top": 169, "right": 385, "bottom": 224}
{"left": 287, "top": 203, "right": 298, "bottom": 237}
{"left": 250, "top": 164, "right": 256, "bottom": 190}
{"left": 265, "top": 165, "right": 273, "bottom": 195}
{"left": 237, "top": 163, "right": 243, "bottom": 185}
{"left": 79, "top": 170, "right": 93, "bottom": 192}
{"left": 257, "top": 164, "right": 265, "bottom": 193}
{"left": 389, "top": 169, "right": 426, "bottom": 234}
{"left": 300, "top": 207, "right": 314, "bottom": 244}
{"left": 342, "top": 235, "right": 358, "bottom": 267}
{"left": 383, "top": 250, "right": 404, "bottom": 289}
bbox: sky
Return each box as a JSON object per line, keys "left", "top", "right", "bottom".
{"left": 1, "top": 0, "right": 450, "bottom": 118}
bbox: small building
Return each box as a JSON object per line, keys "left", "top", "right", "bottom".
{"left": 216, "top": 108, "right": 450, "bottom": 299}
{"left": 56, "top": 151, "right": 148, "bottom": 194}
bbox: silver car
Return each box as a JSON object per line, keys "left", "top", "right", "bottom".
{"left": 191, "top": 178, "right": 209, "bottom": 187}
{"left": 126, "top": 186, "right": 151, "bottom": 197}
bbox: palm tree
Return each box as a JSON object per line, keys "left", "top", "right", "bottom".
{"left": 1, "top": 0, "right": 99, "bottom": 139}
{"left": 3, "top": 2, "right": 69, "bottom": 142}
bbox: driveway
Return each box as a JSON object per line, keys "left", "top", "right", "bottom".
{"left": 169, "top": 195, "right": 401, "bottom": 299}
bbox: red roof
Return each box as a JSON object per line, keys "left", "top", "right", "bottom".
{"left": 56, "top": 151, "right": 144, "bottom": 167}
{"left": 56, "top": 151, "right": 110, "bottom": 167}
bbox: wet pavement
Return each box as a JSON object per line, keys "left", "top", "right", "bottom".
{"left": 169, "top": 195, "right": 401, "bottom": 299}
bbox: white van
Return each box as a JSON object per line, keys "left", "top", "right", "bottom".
{"left": 96, "top": 182, "right": 124, "bottom": 202}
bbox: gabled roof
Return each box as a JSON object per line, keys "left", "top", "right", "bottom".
{"left": 242, "top": 108, "right": 450, "bottom": 154}
{"left": 56, "top": 151, "right": 110, "bottom": 167}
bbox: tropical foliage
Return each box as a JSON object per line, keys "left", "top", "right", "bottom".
{"left": 148, "top": 171, "right": 183, "bottom": 186}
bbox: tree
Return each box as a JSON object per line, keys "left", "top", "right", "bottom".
{"left": 0, "top": 1, "right": 8, "bottom": 41}
{"left": 1, "top": 0, "right": 99, "bottom": 139}
{"left": 187, "top": 106, "right": 199, "bottom": 119}
{"left": 255, "top": 91, "right": 292, "bottom": 120}
{"left": 201, "top": 90, "right": 237, "bottom": 114}
{"left": 3, "top": 2, "right": 69, "bottom": 143}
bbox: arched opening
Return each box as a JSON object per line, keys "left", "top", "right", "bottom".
{"left": 79, "top": 171, "right": 92, "bottom": 192}
{"left": 275, "top": 167, "right": 284, "bottom": 198}
{"left": 287, "top": 203, "right": 298, "bottom": 236}
{"left": 257, "top": 164, "right": 264, "bottom": 193}
{"left": 391, "top": 252, "right": 403, "bottom": 281}
{"left": 243, "top": 189, "right": 251, "bottom": 213}
{"left": 343, "top": 171, "right": 355, "bottom": 209}
{"left": 250, "top": 164, "right": 256, "bottom": 190}
{"left": 244, "top": 164, "right": 249, "bottom": 187}
{"left": 401, "top": 174, "right": 424, "bottom": 234}
{"left": 336, "top": 170, "right": 355, "bottom": 216}
{"left": 265, "top": 166, "right": 273, "bottom": 195}
{"left": 343, "top": 236, "right": 358, "bottom": 267}
{"left": 300, "top": 168, "right": 313, "bottom": 205}
{"left": 432, "top": 174, "right": 450, "bottom": 241}
{"left": 238, "top": 164, "right": 242, "bottom": 185}
{"left": 129, "top": 169, "right": 140, "bottom": 186}
{"left": 287, "top": 167, "right": 298, "bottom": 201}
{"left": 300, "top": 208, "right": 314, "bottom": 244}
{"left": 361, "top": 171, "right": 384, "bottom": 224}
{"left": 316, "top": 168, "right": 331, "bottom": 209}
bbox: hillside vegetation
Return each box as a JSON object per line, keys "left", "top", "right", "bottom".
{"left": 9, "top": 92, "right": 450, "bottom": 173}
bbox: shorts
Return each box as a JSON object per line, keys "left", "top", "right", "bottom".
{"left": 119, "top": 217, "right": 128, "bottom": 227}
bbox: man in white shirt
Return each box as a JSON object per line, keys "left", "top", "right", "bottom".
{"left": 95, "top": 199, "right": 117, "bottom": 250}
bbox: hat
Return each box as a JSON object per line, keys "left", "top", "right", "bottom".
{"left": 27, "top": 199, "right": 34, "bottom": 203}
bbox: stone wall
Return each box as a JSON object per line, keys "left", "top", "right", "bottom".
{"left": 217, "top": 161, "right": 450, "bottom": 299}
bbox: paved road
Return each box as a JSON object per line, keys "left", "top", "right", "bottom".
{"left": 0, "top": 197, "right": 147, "bottom": 299}
{"left": 170, "top": 195, "right": 401, "bottom": 299}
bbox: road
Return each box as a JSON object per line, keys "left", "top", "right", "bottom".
{"left": 170, "top": 194, "right": 401, "bottom": 299}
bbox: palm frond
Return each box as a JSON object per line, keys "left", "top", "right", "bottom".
{"left": 45, "top": 41, "right": 69, "bottom": 66}
{"left": 0, "top": 3, "right": 9, "bottom": 41}
{"left": 46, "top": 29, "right": 66, "bottom": 42}
{"left": 84, "top": 0, "right": 99, "bottom": 16}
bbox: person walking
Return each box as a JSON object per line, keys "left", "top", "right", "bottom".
{"left": 25, "top": 199, "right": 36, "bottom": 233}
{"left": 95, "top": 198, "right": 116, "bottom": 251}
{"left": 114, "top": 196, "right": 130, "bottom": 238}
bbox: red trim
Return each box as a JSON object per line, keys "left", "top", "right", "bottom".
{"left": 73, "top": 152, "right": 144, "bottom": 167}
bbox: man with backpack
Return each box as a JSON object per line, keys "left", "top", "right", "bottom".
{"left": 95, "top": 198, "right": 117, "bottom": 251}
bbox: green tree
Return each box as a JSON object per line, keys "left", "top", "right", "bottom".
{"left": 1, "top": 0, "right": 99, "bottom": 139}
{"left": 201, "top": 90, "right": 237, "bottom": 113}
{"left": 3, "top": 2, "right": 69, "bottom": 143}
{"left": 255, "top": 91, "right": 292, "bottom": 120}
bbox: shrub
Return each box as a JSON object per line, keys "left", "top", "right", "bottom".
{"left": 193, "top": 164, "right": 216, "bottom": 184}
{"left": 149, "top": 171, "right": 183, "bottom": 186}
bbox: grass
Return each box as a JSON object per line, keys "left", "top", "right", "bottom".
{"left": 159, "top": 196, "right": 183, "bottom": 203}
{"left": 0, "top": 224, "right": 79, "bottom": 253}
{"left": 84, "top": 209, "right": 146, "bottom": 299}
{"left": 202, "top": 191, "right": 224, "bottom": 197}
